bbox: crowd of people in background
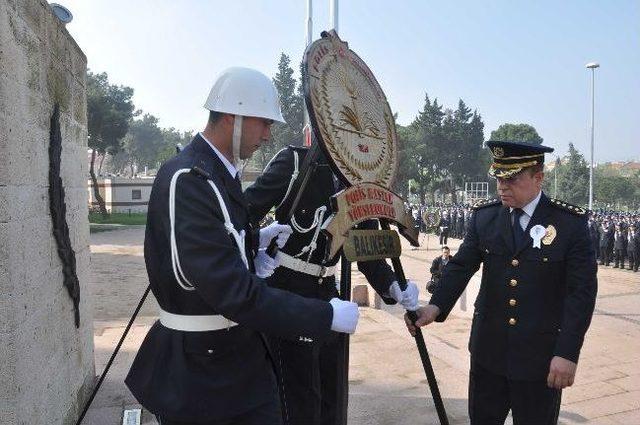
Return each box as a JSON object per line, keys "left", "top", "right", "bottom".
{"left": 411, "top": 202, "right": 474, "bottom": 246}
{"left": 409, "top": 202, "right": 640, "bottom": 274}
{"left": 589, "top": 210, "right": 640, "bottom": 272}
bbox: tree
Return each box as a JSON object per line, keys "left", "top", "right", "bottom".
{"left": 594, "top": 168, "right": 640, "bottom": 209}
{"left": 490, "top": 123, "right": 543, "bottom": 144}
{"left": 555, "top": 143, "right": 590, "bottom": 205}
{"left": 445, "top": 100, "right": 486, "bottom": 202}
{"left": 156, "top": 128, "right": 193, "bottom": 166}
{"left": 122, "top": 113, "right": 164, "bottom": 176}
{"left": 408, "top": 94, "right": 446, "bottom": 205}
{"left": 87, "top": 71, "right": 135, "bottom": 216}
{"left": 253, "top": 53, "right": 304, "bottom": 170}
{"left": 393, "top": 121, "right": 412, "bottom": 198}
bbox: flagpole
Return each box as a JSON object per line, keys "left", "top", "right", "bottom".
{"left": 303, "top": 0, "right": 313, "bottom": 146}
{"left": 329, "top": 0, "right": 339, "bottom": 34}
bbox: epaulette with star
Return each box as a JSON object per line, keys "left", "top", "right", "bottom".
{"left": 473, "top": 198, "right": 501, "bottom": 210}
{"left": 549, "top": 198, "right": 587, "bottom": 216}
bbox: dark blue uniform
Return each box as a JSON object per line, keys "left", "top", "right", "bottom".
{"left": 245, "top": 146, "right": 397, "bottom": 425}
{"left": 430, "top": 193, "right": 597, "bottom": 424}
{"left": 125, "top": 135, "right": 335, "bottom": 424}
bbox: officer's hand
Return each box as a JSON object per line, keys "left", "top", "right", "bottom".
{"left": 259, "top": 222, "right": 292, "bottom": 249}
{"left": 254, "top": 249, "right": 278, "bottom": 278}
{"left": 388, "top": 280, "right": 420, "bottom": 311}
{"left": 404, "top": 305, "right": 441, "bottom": 337}
{"left": 329, "top": 298, "right": 360, "bottom": 334}
{"left": 547, "top": 356, "right": 577, "bottom": 389}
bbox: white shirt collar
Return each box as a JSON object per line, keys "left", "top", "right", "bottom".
{"left": 510, "top": 190, "right": 542, "bottom": 218}
{"left": 199, "top": 132, "right": 238, "bottom": 179}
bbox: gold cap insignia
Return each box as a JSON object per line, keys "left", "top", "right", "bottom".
{"left": 493, "top": 147, "right": 504, "bottom": 158}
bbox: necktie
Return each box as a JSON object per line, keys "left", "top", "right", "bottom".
{"left": 234, "top": 172, "right": 242, "bottom": 188}
{"left": 512, "top": 208, "right": 525, "bottom": 248}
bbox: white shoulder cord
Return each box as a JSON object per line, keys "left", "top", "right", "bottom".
{"left": 276, "top": 150, "right": 299, "bottom": 209}
{"left": 169, "top": 169, "right": 248, "bottom": 292}
{"left": 169, "top": 169, "right": 196, "bottom": 291}
{"left": 292, "top": 205, "right": 327, "bottom": 262}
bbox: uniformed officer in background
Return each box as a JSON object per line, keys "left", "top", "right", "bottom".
{"left": 245, "top": 138, "right": 419, "bottom": 425}
{"left": 125, "top": 68, "right": 360, "bottom": 425}
{"left": 406, "top": 140, "right": 597, "bottom": 425}
{"left": 437, "top": 211, "right": 451, "bottom": 246}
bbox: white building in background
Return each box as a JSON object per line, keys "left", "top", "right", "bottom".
{"left": 88, "top": 177, "right": 154, "bottom": 213}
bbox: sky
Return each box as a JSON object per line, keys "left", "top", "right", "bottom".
{"left": 60, "top": 0, "right": 639, "bottom": 163}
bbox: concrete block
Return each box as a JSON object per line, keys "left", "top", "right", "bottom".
{"left": 0, "top": 330, "right": 17, "bottom": 405}
{"left": 16, "top": 0, "right": 45, "bottom": 38}
{"left": 0, "top": 185, "right": 48, "bottom": 222}
{"left": 7, "top": 120, "right": 49, "bottom": 186}
{"left": 0, "top": 10, "right": 35, "bottom": 90}
{"left": 45, "top": 61, "right": 73, "bottom": 116}
{"left": 71, "top": 76, "right": 87, "bottom": 125}
{"left": 0, "top": 222, "right": 16, "bottom": 334}
{"left": 352, "top": 284, "right": 370, "bottom": 306}
{"left": 372, "top": 292, "right": 384, "bottom": 309}
{"left": 0, "top": 6, "right": 28, "bottom": 91}
{"left": 0, "top": 185, "right": 8, "bottom": 222}
{"left": 1, "top": 1, "right": 92, "bottom": 423}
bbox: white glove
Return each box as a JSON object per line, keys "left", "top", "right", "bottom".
{"left": 259, "top": 222, "right": 293, "bottom": 249}
{"left": 329, "top": 298, "right": 360, "bottom": 334}
{"left": 254, "top": 248, "right": 280, "bottom": 278}
{"left": 388, "top": 280, "right": 419, "bottom": 311}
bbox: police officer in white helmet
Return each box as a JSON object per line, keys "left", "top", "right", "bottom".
{"left": 125, "top": 67, "right": 360, "bottom": 425}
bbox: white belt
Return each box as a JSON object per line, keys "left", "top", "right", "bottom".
{"left": 159, "top": 309, "right": 237, "bottom": 332}
{"left": 276, "top": 252, "right": 336, "bottom": 278}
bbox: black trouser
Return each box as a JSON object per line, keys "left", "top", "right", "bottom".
{"left": 628, "top": 250, "right": 638, "bottom": 271}
{"left": 469, "top": 361, "right": 561, "bottom": 425}
{"left": 270, "top": 332, "right": 341, "bottom": 425}
{"left": 614, "top": 249, "right": 625, "bottom": 268}
{"left": 440, "top": 229, "right": 449, "bottom": 246}
{"left": 599, "top": 246, "right": 611, "bottom": 265}
{"left": 157, "top": 397, "right": 282, "bottom": 425}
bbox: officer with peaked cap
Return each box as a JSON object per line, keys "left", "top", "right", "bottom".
{"left": 406, "top": 141, "right": 597, "bottom": 425}
{"left": 125, "top": 67, "right": 360, "bottom": 425}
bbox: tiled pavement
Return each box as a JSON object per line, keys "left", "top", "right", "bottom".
{"left": 83, "top": 227, "right": 639, "bottom": 424}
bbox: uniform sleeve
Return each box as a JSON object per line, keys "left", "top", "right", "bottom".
{"left": 430, "top": 257, "right": 439, "bottom": 275}
{"left": 174, "top": 173, "right": 333, "bottom": 340}
{"left": 245, "top": 148, "right": 294, "bottom": 225}
{"left": 354, "top": 220, "right": 397, "bottom": 305}
{"left": 553, "top": 217, "right": 597, "bottom": 363}
{"left": 430, "top": 212, "right": 483, "bottom": 321}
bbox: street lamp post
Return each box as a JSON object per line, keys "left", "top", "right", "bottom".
{"left": 586, "top": 62, "right": 599, "bottom": 211}
{"left": 329, "top": 0, "right": 339, "bottom": 34}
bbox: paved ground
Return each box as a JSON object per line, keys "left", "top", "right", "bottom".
{"left": 83, "top": 227, "right": 640, "bottom": 425}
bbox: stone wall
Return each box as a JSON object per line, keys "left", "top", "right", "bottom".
{"left": 0, "top": 0, "right": 94, "bottom": 424}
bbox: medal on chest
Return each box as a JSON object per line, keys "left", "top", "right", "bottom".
{"left": 542, "top": 225, "right": 557, "bottom": 246}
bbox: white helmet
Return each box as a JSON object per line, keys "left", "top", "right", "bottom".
{"left": 204, "top": 67, "right": 285, "bottom": 123}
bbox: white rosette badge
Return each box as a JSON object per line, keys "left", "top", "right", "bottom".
{"left": 530, "top": 225, "right": 546, "bottom": 249}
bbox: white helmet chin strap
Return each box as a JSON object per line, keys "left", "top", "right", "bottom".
{"left": 232, "top": 115, "right": 243, "bottom": 169}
